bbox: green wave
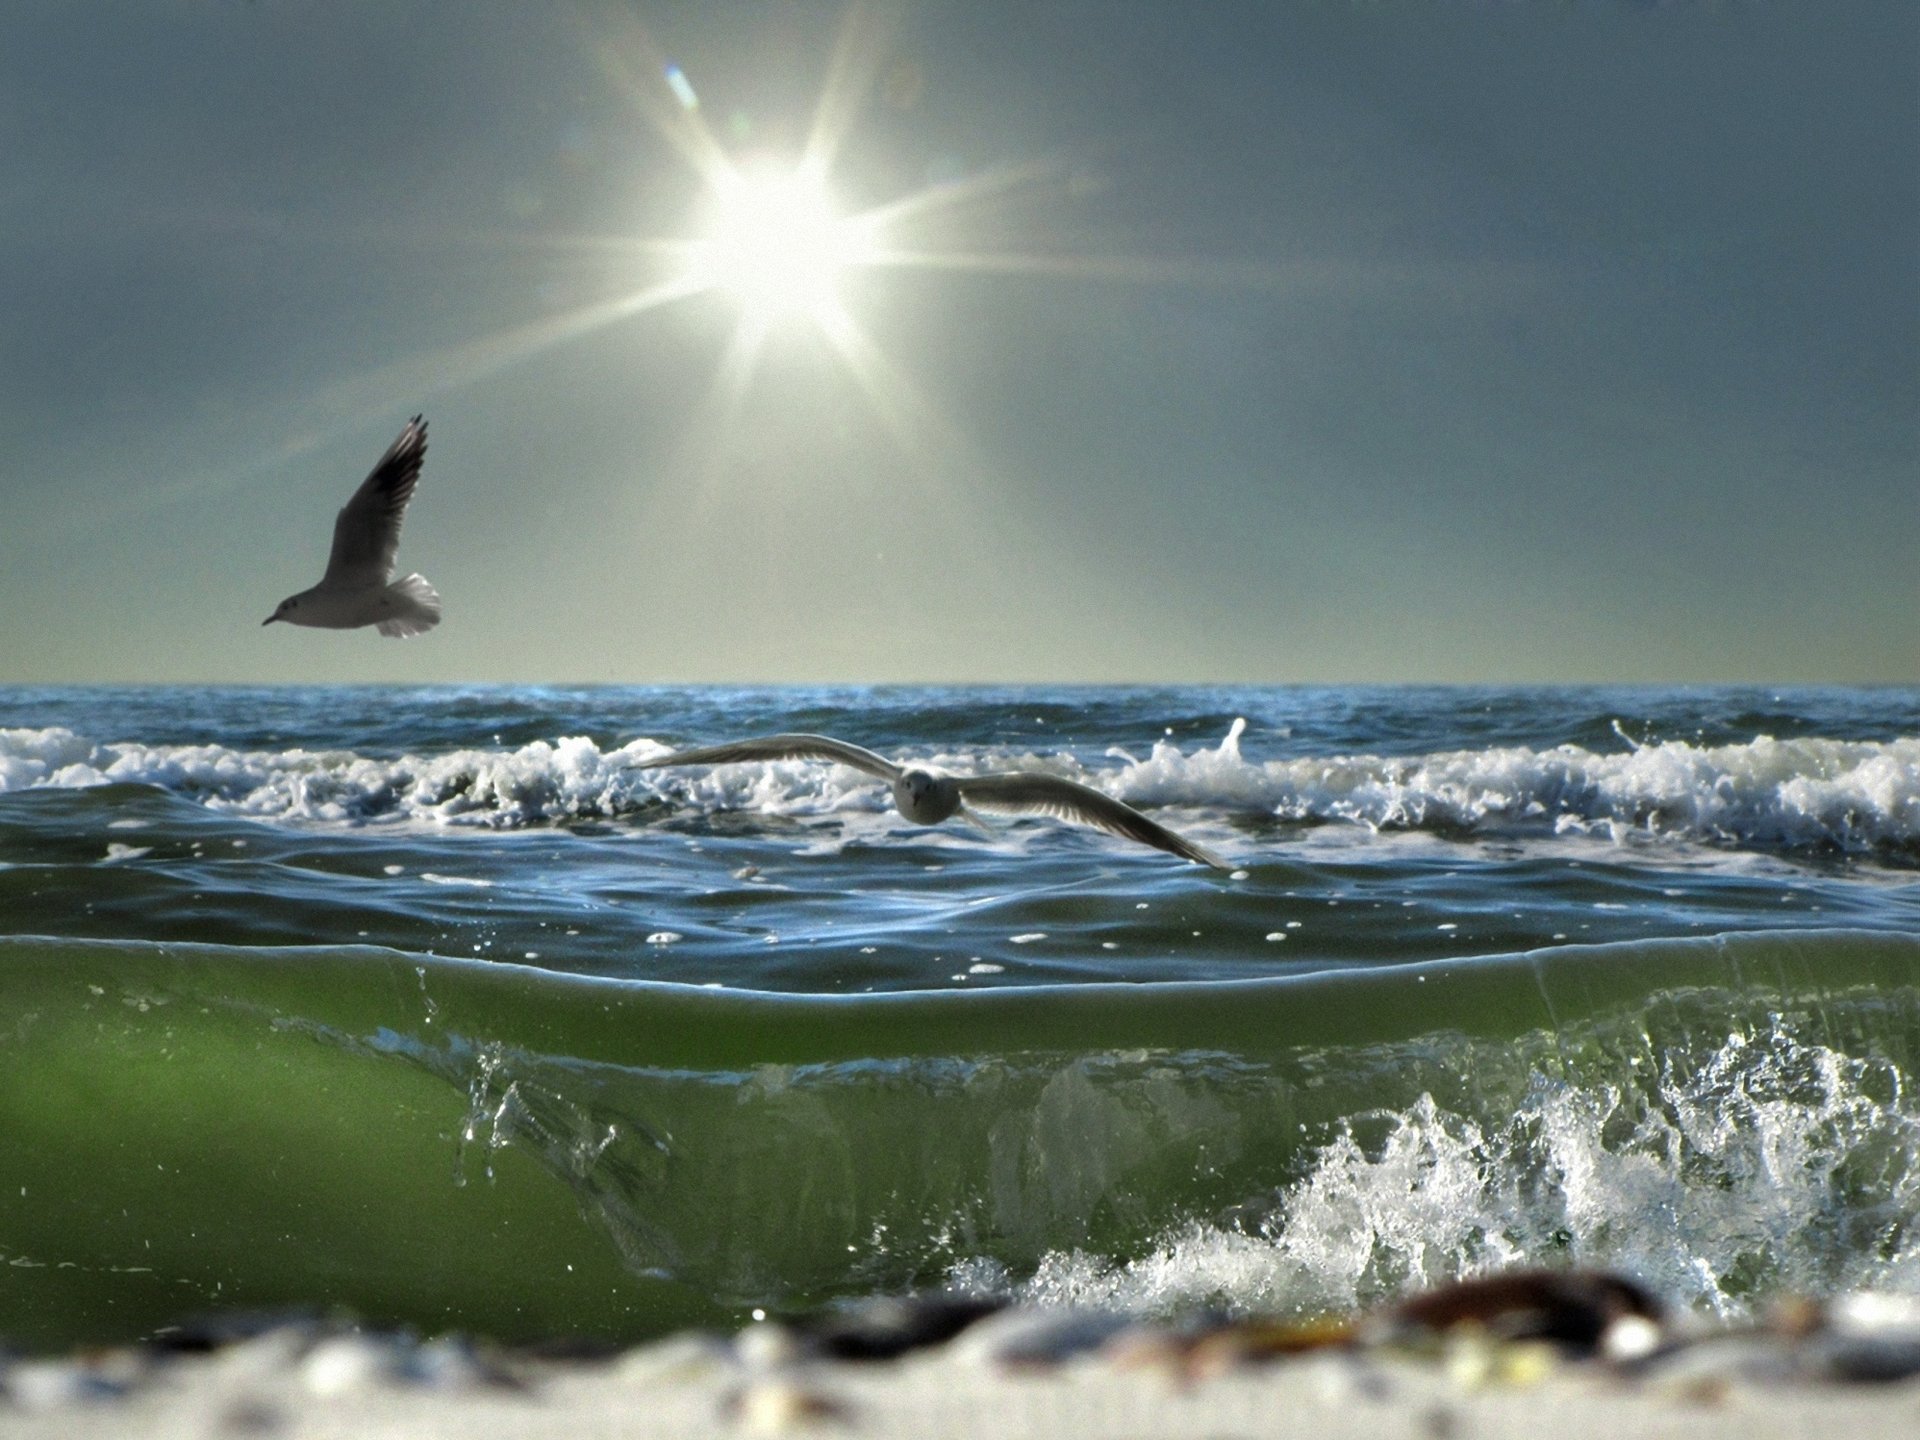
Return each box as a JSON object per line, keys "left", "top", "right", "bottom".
{"left": 3, "top": 930, "right": 1918, "bottom": 1350}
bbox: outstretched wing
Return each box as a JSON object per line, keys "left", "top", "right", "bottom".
{"left": 957, "top": 772, "right": 1226, "bottom": 867}
{"left": 323, "top": 415, "right": 427, "bottom": 587}
{"left": 636, "top": 733, "right": 902, "bottom": 781}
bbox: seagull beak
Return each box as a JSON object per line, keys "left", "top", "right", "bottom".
{"left": 262, "top": 615, "right": 278, "bottom": 626}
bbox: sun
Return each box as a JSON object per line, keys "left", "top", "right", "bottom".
{"left": 411, "top": 5, "right": 1248, "bottom": 481}
{"left": 690, "top": 164, "right": 870, "bottom": 326}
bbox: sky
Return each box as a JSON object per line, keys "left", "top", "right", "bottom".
{"left": 1, "top": 0, "right": 1914, "bottom": 685}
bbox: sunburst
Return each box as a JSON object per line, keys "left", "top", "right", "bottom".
{"left": 286, "top": 4, "right": 1287, "bottom": 483}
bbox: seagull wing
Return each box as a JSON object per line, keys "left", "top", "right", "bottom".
{"left": 323, "top": 416, "right": 428, "bottom": 587}
{"left": 957, "top": 772, "right": 1226, "bottom": 867}
{"left": 635, "top": 733, "right": 902, "bottom": 781}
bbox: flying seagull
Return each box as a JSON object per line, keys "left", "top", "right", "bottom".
{"left": 264, "top": 415, "right": 441, "bottom": 637}
{"left": 638, "top": 733, "right": 1226, "bottom": 867}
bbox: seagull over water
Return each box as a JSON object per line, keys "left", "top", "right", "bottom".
{"left": 263, "top": 415, "right": 441, "bottom": 637}
{"left": 638, "top": 733, "right": 1227, "bottom": 867}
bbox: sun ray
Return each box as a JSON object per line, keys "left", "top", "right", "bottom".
{"left": 266, "top": 273, "right": 707, "bottom": 469}
{"left": 850, "top": 159, "right": 1065, "bottom": 233}
{"left": 677, "top": 314, "right": 773, "bottom": 494}
{"left": 570, "top": 3, "right": 735, "bottom": 194}
{"left": 856, "top": 243, "right": 1409, "bottom": 295}
{"left": 800, "top": 1, "right": 904, "bottom": 183}
{"left": 811, "top": 301, "right": 965, "bottom": 488}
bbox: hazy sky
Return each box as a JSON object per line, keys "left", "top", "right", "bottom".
{"left": 2, "top": 1, "right": 1914, "bottom": 685}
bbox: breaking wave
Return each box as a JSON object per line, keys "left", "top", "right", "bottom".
{"left": 2, "top": 718, "right": 1914, "bottom": 856}
{"left": 4, "top": 930, "right": 1918, "bottom": 1349}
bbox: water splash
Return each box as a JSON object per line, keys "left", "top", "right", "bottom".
{"left": 957, "top": 1018, "right": 1920, "bottom": 1321}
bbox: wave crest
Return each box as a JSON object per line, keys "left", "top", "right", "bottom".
{"left": 1109, "top": 720, "right": 1919, "bottom": 854}
{"left": 0, "top": 726, "right": 670, "bottom": 827}
{"left": 2, "top": 721, "right": 1914, "bottom": 853}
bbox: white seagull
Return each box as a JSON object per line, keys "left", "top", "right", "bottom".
{"left": 264, "top": 416, "right": 441, "bottom": 637}
{"left": 638, "top": 733, "right": 1226, "bottom": 867}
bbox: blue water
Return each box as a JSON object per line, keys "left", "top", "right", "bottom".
{"left": 2, "top": 684, "right": 1917, "bottom": 1349}
{"left": 2, "top": 684, "right": 1914, "bottom": 988}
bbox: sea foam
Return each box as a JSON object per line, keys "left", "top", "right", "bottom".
{"left": 1106, "top": 719, "right": 1920, "bottom": 853}
{"left": 1, "top": 721, "right": 1914, "bottom": 853}
{"left": 962, "top": 1017, "right": 1920, "bottom": 1321}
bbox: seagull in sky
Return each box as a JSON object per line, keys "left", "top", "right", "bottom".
{"left": 264, "top": 415, "right": 441, "bottom": 637}
{"left": 638, "top": 733, "right": 1227, "bottom": 867}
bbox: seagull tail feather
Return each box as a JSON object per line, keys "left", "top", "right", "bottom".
{"left": 375, "top": 573, "right": 442, "bottom": 638}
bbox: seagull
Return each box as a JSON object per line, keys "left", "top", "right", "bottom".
{"left": 263, "top": 415, "right": 441, "bottom": 637}
{"left": 637, "top": 733, "right": 1226, "bottom": 867}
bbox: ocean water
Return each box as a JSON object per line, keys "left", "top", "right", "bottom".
{"left": 1, "top": 683, "right": 1917, "bottom": 1350}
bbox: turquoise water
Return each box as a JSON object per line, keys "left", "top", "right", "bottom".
{"left": 2, "top": 685, "right": 1917, "bottom": 1349}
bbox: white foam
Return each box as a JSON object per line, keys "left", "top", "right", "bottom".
{"left": 1, "top": 722, "right": 1914, "bottom": 852}
{"left": 960, "top": 1020, "right": 1920, "bottom": 1321}
{"left": 1098, "top": 720, "right": 1920, "bottom": 852}
{"left": 0, "top": 726, "right": 674, "bottom": 829}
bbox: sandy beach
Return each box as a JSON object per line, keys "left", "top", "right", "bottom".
{"left": 8, "top": 1286, "right": 1920, "bottom": 1440}
{"left": 9, "top": 1355, "right": 1915, "bottom": 1440}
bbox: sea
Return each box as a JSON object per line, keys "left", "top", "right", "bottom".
{"left": 2, "top": 683, "right": 1917, "bottom": 1352}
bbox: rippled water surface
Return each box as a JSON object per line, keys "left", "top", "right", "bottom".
{"left": 2, "top": 684, "right": 1914, "bottom": 988}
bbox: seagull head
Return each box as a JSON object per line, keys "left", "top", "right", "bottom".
{"left": 263, "top": 596, "right": 297, "bottom": 625}
{"left": 893, "top": 768, "right": 962, "bottom": 826}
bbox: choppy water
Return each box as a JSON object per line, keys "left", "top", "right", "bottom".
{"left": 2, "top": 685, "right": 1917, "bottom": 1349}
